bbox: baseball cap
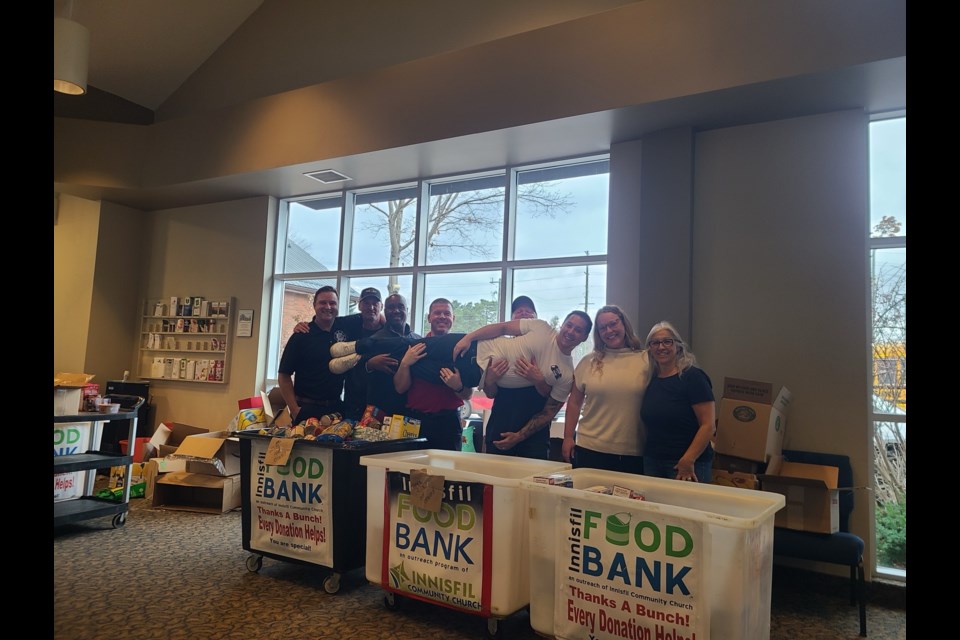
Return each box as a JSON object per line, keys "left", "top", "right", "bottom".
{"left": 359, "top": 287, "right": 382, "bottom": 302}
{"left": 511, "top": 295, "right": 536, "bottom": 314}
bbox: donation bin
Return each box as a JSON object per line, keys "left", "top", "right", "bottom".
{"left": 360, "top": 449, "right": 572, "bottom": 637}
{"left": 520, "top": 468, "right": 785, "bottom": 640}
{"left": 237, "top": 432, "right": 427, "bottom": 594}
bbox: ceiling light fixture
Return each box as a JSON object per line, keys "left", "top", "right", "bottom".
{"left": 303, "top": 169, "right": 352, "bottom": 184}
{"left": 54, "top": 1, "right": 89, "bottom": 95}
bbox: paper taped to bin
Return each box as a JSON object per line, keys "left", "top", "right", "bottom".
{"left": 410, "top": 468, "right": 444, "bottom": 512}
{"left": 264, "top": 437, "right": 295, "bottom": 466}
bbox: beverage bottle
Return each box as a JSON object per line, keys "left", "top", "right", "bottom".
{"left": 461, "top": 424, "right": 476, "bottom": 452}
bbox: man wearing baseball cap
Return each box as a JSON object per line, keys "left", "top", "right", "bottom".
{"left": 340, "top": 287, "right": 388, "bottom": 419}
{"left": 510, "top": 295, "right": 537, "bottom": 319}
{"left": 289, "top": 285, "right": 388, "bottom": 420}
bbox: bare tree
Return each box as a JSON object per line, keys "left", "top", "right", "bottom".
{"left": 871, "top": 216, "right": 906, "bottom": 506}
{"left": 358, "top": 184, "right": 573, "bottom": 292}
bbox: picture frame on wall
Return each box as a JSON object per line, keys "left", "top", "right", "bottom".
{"left": 237, "top": 309, "right": 254, "bottom": 337}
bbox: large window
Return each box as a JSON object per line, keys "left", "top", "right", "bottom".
{"left": 869, "top": 115, "right": 905, "bottom": 579}
{"left": 267, "top": 156, "right": 609, "bottom": 379}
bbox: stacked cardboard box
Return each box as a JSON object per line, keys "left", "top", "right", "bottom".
{"left": 712, "top": 378, "right": 792, "bottom": 490}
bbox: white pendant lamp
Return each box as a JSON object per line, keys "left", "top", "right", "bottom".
{"left": 54, "top": 13, "right": 90, "bottom": 95}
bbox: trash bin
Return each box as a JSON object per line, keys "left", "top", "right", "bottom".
{"left": 360, "top": 449, "right": 572, "bottom": 634}
{"left": 520, "top": 468, "right": 785, "bottom": 640}
{"left": 236, "top": 432, "right": 427, "bottom": 594}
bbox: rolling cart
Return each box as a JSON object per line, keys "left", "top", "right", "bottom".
{"left": 53, "top": 394, "right": 145, "bottom": 529}
{"left": 236, "top": 432, "right": 427, "bottom": 594}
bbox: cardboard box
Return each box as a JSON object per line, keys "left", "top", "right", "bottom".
{"left": 712, "top": 469, "right": 760, "bottom": 491}
{"left": 150, "top": 422, "right": 209, "bottom": 458}
{"left": 169, "top": 431, "right": 241, "bottom": 476}
{"left": 153, "top": 472, "right": 241, "bottom": 513}
{"left": 54, "top": 372, "right": 95, "bottom": 415}
{"left": 713, "top": 452, "right": 765, "bottom": 475}
{"left": 715, "top": 378, "right": 792, "bottom": 463}
{"left": 760, "top": 460, "right": 839, "bottom": 534}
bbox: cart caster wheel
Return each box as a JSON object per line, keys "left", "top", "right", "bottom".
{"left": 383, "top": 592, "right": 403, "bottom": 610}
{"left": 111, "top": 513, "right": 126, "bottom": 528}
{"left": 245, "top": 555, "right": 263, "bottom": 573}
{"left": 485, "top": 617, "right": 503, "bottom": 639}
{"left": 323, "top": 573, "right": 341, "bottom": 594}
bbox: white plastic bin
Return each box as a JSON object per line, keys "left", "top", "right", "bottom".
{"left": 521, "top": 469, "right": 785, "bottom": 640}
{"left": 360, "top": 449, "right": 571, "bottom": 619}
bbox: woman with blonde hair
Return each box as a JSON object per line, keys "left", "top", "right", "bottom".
{"left": 562, "top": 305, "right": 650, "bottom": 473}
{"left": 640, "top": 321, "right": 716, "bottom": 482}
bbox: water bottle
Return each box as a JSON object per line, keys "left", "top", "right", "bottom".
{"left": 461, "top": 424, "right": 476, "bottom": 452}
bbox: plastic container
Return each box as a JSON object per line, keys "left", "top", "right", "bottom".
{"left": 119, "top": 437, "right": 151, "bottom": 463}
{"left": 520, "top": 469, "right": 785, "bottom": 640}
{"left": 360, "top": 450, "right": 571, "bottom": 619}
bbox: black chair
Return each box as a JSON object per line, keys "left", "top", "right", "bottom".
{"left": 772, "top": 449, "right": 867, "bottom": 637}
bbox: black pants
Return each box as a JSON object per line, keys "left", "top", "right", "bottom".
{"left": 356, "top": 333, "right": 484, "bottom": 388}
{"left": 406, "top": 409, "right": 462, "bottom": 451}
{"left": 484, "top": 386, "right": 550, "bottom": 460}
{"left": 572, "top": 446, "right": 644, "bottom": 474}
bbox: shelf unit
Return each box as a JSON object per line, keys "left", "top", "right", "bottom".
{"left": 137, "top": 296, "right": 234, "bottom": 384}
{"left": 53, "top": 395, "right": 145, "bottom": 529}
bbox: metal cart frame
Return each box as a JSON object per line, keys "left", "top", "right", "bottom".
{"left": 54, "top": 394, "right": 145, "bottom": 529}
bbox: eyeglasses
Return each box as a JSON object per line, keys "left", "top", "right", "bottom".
{"left": 647, "top": 338, "right": 676, "bottom": 348}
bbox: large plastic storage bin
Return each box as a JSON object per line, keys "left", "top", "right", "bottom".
{"left": 360, "top": 450, "right": 571, "bottom": 620}
{"left": 521, "top": 469, "right": 784, "bottom": 640}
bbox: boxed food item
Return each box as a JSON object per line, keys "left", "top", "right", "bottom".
{"left": 715, "top": 377, "right": 792, "bottom": 463}
{"left": 759, "top": 459, "right": 839, "bottom": 534}
{"left": 385, "top": 414, "right": 421, "bottom": 439}
{"left": 532, "top": 472, "right": 573, "bottom": 487}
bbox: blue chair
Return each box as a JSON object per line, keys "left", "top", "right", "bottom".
{"left": 772, "top": 449, "right": 867, "bottom": 637}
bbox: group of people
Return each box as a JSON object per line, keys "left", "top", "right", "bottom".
{"left": 278, "top": 286, "right": 715, "bottom": 483}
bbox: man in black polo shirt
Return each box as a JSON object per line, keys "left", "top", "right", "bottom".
{"left": 277, "top": 285, "right": 349, "bottom": 423}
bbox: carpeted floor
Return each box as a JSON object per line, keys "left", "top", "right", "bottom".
{"left": 53, "top": 495, "right": 905, "bottom": 640}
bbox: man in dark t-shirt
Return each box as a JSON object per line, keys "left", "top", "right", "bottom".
{"left": 278, "top": 286, "right": 355, "bottom": 423}
{"left": 364, "top": 293, "right": 420, "bottom": 416}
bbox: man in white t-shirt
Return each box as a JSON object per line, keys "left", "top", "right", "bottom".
{"left": 330, "top": 310, "right": 592, "bottom": 459}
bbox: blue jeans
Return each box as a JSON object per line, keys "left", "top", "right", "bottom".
{"left": 643, "top": 453, "right": 713, "bottom": 483}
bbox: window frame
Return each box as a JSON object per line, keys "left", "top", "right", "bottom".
{"left": 266, "top": 154, "right": 610, "bottom": 386}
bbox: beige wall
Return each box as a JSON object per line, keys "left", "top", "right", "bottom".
{"left": 140, "top": 196, "right": 274, "bottom": 430}
{"left": 691, "top": 110, "right": 872, "bottom": 569}
{"left": 53, "top": 194, "right": 100, "bottom": 375}
{"left": 83, "top": 201, "right": 149, "bottom": 387}
{"left": 607, "top": 110, "right": 873, "bottom": 573}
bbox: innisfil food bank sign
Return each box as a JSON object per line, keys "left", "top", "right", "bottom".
{"left": 556, "top": 495, "right": 706, "bottom": 640}
{"left": 248, "top": 439, "right": 332, "bottom": 566}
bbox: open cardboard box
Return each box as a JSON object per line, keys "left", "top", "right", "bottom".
{"left": 760, "top": 458, "right": 840, "bottom": 534}
{"left": 153, "top": 472, "right": 241, "bottom": 513}
{"left": 150, "top": 422, "right": 209, "bottom": 458}
{"left": 169, "top": 431, "right": 241, "bottom": 476}
{"left": 715, "top": 377, "right": 792, "bottom": 463}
